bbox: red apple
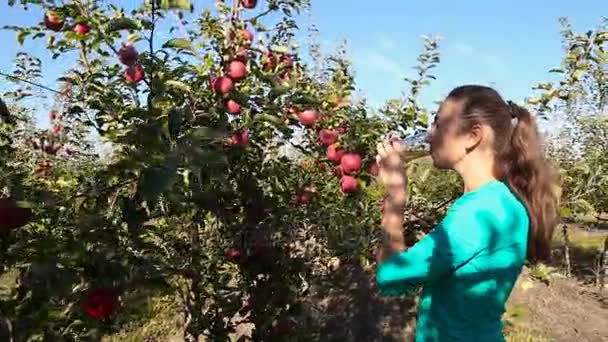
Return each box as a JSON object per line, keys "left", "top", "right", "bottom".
{"left": 118, "top": 44, "right": 138, "bottom": 66}
{"left": 297, "top": 110, "right": 318, "bottom": 127}
{"left": 50, "top": 110, "right": 59, "bottom": 120}
{"left": 225, "top": 99, "right": 241, "bottom": 114}
{"left": 369, "top": 161, "right": 380, "bottom": 176}
{"left": 262, "top": 53, "right": 276, "bottom": 71}
{"left": 227, "top": 60, "right": 247, "bottom": 81}
{"left": 326, "top": 144, "right": 344, "bottom": 164}
{"left": 295, "top": 190, "right": 312, "bottom": 206}
{"left": 124, "top": 64, "right": 145, "bottom": 84}
{"left": 52, "top": 125, "right": 63, "bottom": 137}
{"left": 241, "top": 29, "right": 254, "bottom": 45}
{"left": 236, "top": 48, "right": 248, "bottom": 62}
{"left": 0, "top": 198, "right": 33, "bottom": 233}
{"left": 335, "top": 165, "right": 345, "bottom": 177}
{"left": 241, "top": 0, "right": 257, "bottom": 9}
{"left": 340, "top": 175, "right": 359, "bottom": 193}
{"left": 44, "top": 11, "right": 63, "bottom": 31}
{"left": 286, "top": 105, "right": 297, "bottom": 114}
{"left": 82, "top": 288, "right": 119, "bottom": 321}
{"left": 74, "top": 23, "right": 90, "bottom": 35}
{"left": 230, "top": 129, "right": 249, "bottom": 146}
{"left": 213, "top": 76, "right": 234, "bottom": 95}
{"left": 281, "top": 55, "right": 294, "bottom": 68}
{"left": 319, "top": 129, "right": 339, "bottom": 146}
{"left": 278, "top": 70, "right": 290, "bottom": 82}
{"left": 226, "top": 247, "right": 243, "bottom": 262}
{"left": 340, "top": 153, "right": 362, "bottom": 174}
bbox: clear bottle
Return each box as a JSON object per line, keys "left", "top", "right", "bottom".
{"left": 386, "top": 131, "right": 431, "bottom": 162}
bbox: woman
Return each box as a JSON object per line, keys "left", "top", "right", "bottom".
{"left": 375, "top": 85, "right": 559, "bottom": 341}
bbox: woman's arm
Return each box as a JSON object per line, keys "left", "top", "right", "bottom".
{"left": 375, "top": 138, "right": 409, "bottom": 262}
{"left": 377, "top": 195, "right": 407, "bottom": 263}
{"left": 376, "top": 199, "right": 487, "bottom": 297}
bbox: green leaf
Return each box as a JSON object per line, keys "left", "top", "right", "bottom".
{"left": 137, "top": 160, "right": 178, "bottom": 202}
{"left": 292, "top": 95, "right": 321, "bottom": 106}
{"left": 127, "top": 33, "right": 141, "bottom": 43}
{"left": 168, "top": 108, "right": 184, "bottom": 139}
{"left": 108, "top": 17, "right": 141, "bottom": 31}
{"left": 16, "top": 30, "right": 30, "bottom": 45}
{"left": 157, "top": 0, "right": 193, "bottom": 11}
{"left": 162, "top": 38, "right": 195, "bottom": 53}
{"left": 189, "top": 148, "right": 227, "bottom": 167}
{"left": 165, "top": 80, "right": 191, "bottom": 93}
{"left": 191, "top": 127, "right": 226, "bottom": 140}
{"left": 559, "top": 207, "right": 572, "bottom": 217}
{"left": 268, "top": 85, "right": 290, "bottom": 99}
{"left": 254, "top": 113, "right": 284, "bottom": 126}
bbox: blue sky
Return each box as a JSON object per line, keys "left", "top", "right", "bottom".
{"left": 308, "top": 0, "right": 606, "bottom": 108}
{"left": 1, "top": 0, "right": 606, "bottom": 128}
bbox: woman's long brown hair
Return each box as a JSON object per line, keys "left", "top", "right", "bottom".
{"left": 447, "top": 85, "right": 560, "bottom": 262}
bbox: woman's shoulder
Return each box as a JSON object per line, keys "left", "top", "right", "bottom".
{"left": 447, "top": 180, "right": 527, "bottom": 221}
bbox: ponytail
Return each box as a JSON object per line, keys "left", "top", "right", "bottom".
{"left": 501, "top": 102, "right": 559, "bottom": 262}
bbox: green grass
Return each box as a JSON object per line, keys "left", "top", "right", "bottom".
{"left": 503, "top": 304, "right": 549, "bottom": 342}
{"left": 102, "top": 293, "right": 181, "bottom": 342}
{"left": 552, "top": 226, "right": 605, "bottom": 253}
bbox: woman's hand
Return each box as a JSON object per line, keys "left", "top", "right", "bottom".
{"left": 376, "top": 138, "right": 408, "bottom": 208}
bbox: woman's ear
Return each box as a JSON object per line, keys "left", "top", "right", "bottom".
{"left": 465, "top": 124, "right": 483, "bottom": 151}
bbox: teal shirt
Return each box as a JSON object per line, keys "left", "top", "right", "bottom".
{"left": 376, "top": 180, "right": 529, "bottom": 342}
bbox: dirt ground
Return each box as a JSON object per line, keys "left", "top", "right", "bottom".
{"left": 506, "top": 269, "right": 607, "bottom": 342}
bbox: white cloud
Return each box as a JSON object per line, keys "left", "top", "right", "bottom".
{"left": 354, "top": 50, "right": 405, "bottom": 76}
{"left": 377, "top": 34, "right": 398, "bottom": 51}
{"left": 452, "top": 43, "right": 475, "bottom": 55}
{"left": 449, "top": 42, "right": 509, "bottom": 72}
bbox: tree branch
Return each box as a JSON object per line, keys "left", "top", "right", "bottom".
{"left": 0, "top": 71, "right": 62, "bottom": 95}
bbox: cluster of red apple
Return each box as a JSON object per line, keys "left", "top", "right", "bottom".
{"left": 298, "top": 113, "right": 381, "bottom": 199}
{"left": 43, "top": 10, "right": 90, "bottom": 35}
{"left": 43, "top": 10, "right": 144, "bottom": 85}
{"left": 118, "top": 44, "right": 144, "bottom": 84}
{"left": 213, "top": 2, "right": 296, "bottom": 147}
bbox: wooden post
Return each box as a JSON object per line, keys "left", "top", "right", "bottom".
{"left": 562, "top": 224, "right": 571, "bottom": 277}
